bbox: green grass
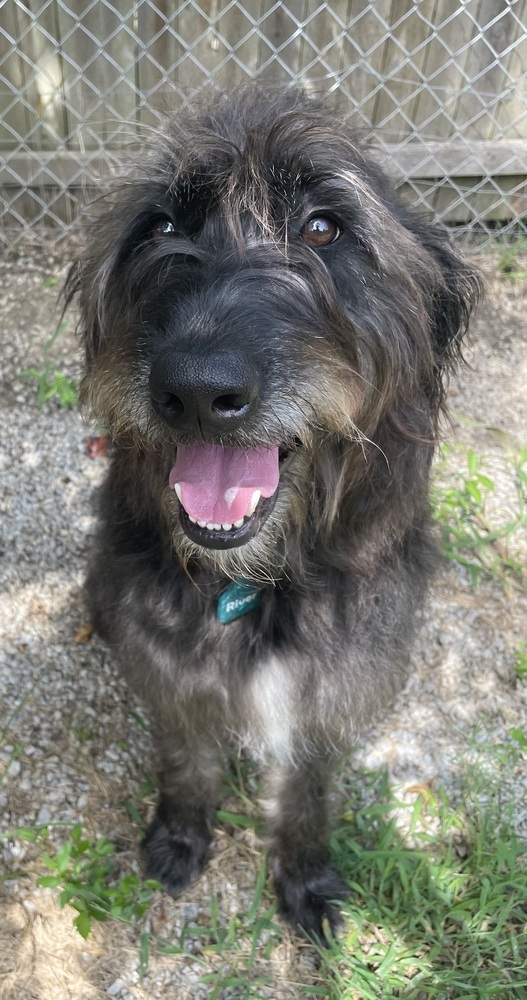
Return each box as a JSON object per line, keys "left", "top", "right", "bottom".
{"left": 433, "top": 443, "right": 527, "bottom": 591}
{"left": 495, "top": 236, "right": 527, "bottom": 280}
{"left": 313, "top": 761, "right": 527, "bottom": 999}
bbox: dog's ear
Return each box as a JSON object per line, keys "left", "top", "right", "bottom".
{"left": 61, "top": 258, "right": 98, "bottom": 359}
{"left": 61, "top": 259, "right": 91, "bottom": 352}
{"left": 422, "top": 225, "right": 482, "bottom": 365}
{"left": 62, "top": 252, "right": 109, "bottom": 363}
{"left": 394, "top": 209, "right": 482, "bottom": 409}
{"left": 62, "top": 259, "right": 80, "bottom": 315}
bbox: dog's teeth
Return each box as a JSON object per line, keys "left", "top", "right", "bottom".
{"left": 198, "top": 520, "right": 207, "bottom": 528}
{"left": 222, "top": 523, "right": 233, "bottom": 530}
{"left": 188, "top": 514, "right": 197, "bottom": 524}
{"left": 206, "top": 522, "right": 215, "bottom": 530}
{"left": 247, "top": 490, "right": 261, "bottom": 516}
{"left": 174, "top": 483, "right": 182, "bottom": 502}
{"left": 234, "top": 517, "right": 244, "bottom": 528}
{"left": 213, "top": 523, "right": 222, "bottom": 531}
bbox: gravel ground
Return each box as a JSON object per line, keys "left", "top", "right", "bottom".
{"left": 0, "top": 245, "right": 526, "bottom": 1000}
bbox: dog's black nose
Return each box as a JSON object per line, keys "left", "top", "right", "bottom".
{"left": 149, "top": 350, "right": 259, "bottom": 433}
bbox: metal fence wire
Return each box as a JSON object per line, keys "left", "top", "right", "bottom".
{"left": 1, "top": 0, "right": 527, "bottom": 248}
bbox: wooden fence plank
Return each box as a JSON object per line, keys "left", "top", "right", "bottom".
{"left": 3, "top": 139, "right": 526, "bottom": 186}
{"left": 177, "top": 0, "right": 264, "bottom": 91}
{"left": 457, "top": 0, "right": 524, "bottom": 141}
{"left": 10, "top": 0, "right": 68, "bottom": 151}
{"left": 56, "top": 0, "right": 138, "bottom": 150}
{"left": 204, "top": 0, "right": 266, "bottom": 87}
{"left": 494, "top": 0, "right": 527, "bottom": 139}
{"left": 0, "top": 3, "right": 34, "bottom": 151}
{"left": 370, "top": 0, "right": 438, "bottom": 139}
{"left": 136, "top": 0, "right": 270, "bottom": 124}
{"left": 340, "top": 0, "right": 398, "bottom": 126}
{"left": 423, "top": 174, "right": 527, "bottom": 224}
{"left": 282, "top": 0, "right": 352, "bottom": 91}
{"left": 249, "top": 0, "right": 308, "bottom": 88}
{"left": 135, "top": 0, "right": 186, "bottom": 129}
{"left": 408, "top": 1, "right": 475, "bottom": 141}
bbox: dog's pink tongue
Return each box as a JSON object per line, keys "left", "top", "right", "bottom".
{"left": 169, "top": 444, "right": 279, "bottom": 524}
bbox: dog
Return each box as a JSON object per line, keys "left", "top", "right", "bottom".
{"left": 68, "top": 87, "right": 480, "bottom": 940}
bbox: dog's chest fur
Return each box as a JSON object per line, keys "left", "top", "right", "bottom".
{"left": 241, "top": 654, "right": 296, "bottom": 762}
{"left": 90, "top": 513, "right": 424, "bottom": 764}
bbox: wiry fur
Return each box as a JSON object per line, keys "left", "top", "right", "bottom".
{"left": 68, "top": 88, "right": 481, "bottom": 940}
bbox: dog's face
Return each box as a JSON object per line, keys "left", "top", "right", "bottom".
{"left": 75, "top": 89, "right": 479, "bottom": 581}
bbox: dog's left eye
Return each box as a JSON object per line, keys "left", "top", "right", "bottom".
{"left": 150, "top": 218, "right": 177, "bottom": 239}
{"left": 301, "top": 216, "right": 340, "bottom": 247}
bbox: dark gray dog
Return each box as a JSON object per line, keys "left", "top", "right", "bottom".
{"left": 69, "top": 88, "right": 480, "bottom": 940}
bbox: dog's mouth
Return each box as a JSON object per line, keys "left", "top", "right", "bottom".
{"left": 169, "top": 443, "right": 290, "bottom": 549}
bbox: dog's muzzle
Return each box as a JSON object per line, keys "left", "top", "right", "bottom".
{"left": 150, "top": 349, "right": 283, "bottom": 550}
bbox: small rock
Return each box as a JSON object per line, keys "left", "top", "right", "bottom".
{"left": 107, "top": 978, "right": 124, "bottom": 996}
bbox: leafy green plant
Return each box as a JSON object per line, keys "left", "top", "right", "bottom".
{"left": 22, "top": 320, "right": 77, "bottom": 409}
{"left": 509, "top": 727, "right": 527, "bottom": 753}
{"left": 23, "top": 365, "right": 77, "bottom": 408}
{"left": 36, "top": 824, "right": 160, "bottom": 940}
{"left": 433, "top": 445, "right": 527, "bottom": 590}
{"left": 495, "top": 237, "right": 527, "bottom": 280}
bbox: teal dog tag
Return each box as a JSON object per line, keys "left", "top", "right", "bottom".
{"left": 217, "top": 582, "right": 262, "bottom": 623}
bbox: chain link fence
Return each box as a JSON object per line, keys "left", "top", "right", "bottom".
{"left": 1, "top": 0, "right": 527, "bottom": 249}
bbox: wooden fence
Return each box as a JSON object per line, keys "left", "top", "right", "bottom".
{"left": 1, "top": 0, "right": 527, "bottom": 239}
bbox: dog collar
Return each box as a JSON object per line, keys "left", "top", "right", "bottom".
{"left": 217, "top": 581, "right": 262, "bottom": 623}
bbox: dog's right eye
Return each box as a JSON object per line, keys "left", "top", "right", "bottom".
{"left": 150, "top": 218, "right": 177, "bottom": 240}
{"left": 301, "top": 216, "right": 340, "bottom": 248}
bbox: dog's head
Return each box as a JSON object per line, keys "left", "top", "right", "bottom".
{"left": 71, "top": 88, "right": 481, "bottom": 580}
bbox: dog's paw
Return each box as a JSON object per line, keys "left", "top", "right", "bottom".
{"left": 273, "top": 861, "right": 348, "bottom": 943}
{"left": 142, "top": 817, "right": 210, "bottom": 898}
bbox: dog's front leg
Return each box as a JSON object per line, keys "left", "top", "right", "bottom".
{"left": 143, "top": 727, "right": 223, "bottom": 898}
{"left": 266, "top": 756, "right": 348, "bottom": 941}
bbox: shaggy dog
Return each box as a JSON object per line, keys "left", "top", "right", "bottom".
{"left": 69, "top": 88, "right": 480, "bottom": 940}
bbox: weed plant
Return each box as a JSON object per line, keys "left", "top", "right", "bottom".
{"left": 433, "top": 444, "right": 527, "bottom": 591}
{"left": 495, "top": 236, "right": 527, "bottom": 280}
{"left": 22, "top": 316, "right": 77, "bottom": 408}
